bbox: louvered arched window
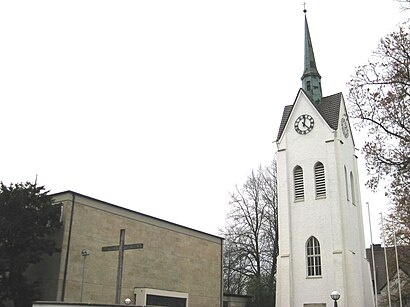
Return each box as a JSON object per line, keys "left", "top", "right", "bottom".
{"left": 294, "top": 165, "right": 304, "bottom": 201}
{"left": 306, "top": 236, "right": 322, "bottom": 277}
{"left": 314, "top": 162, "right": 326, "bottom": 198}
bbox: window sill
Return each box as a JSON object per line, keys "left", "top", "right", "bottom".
{"left": 306, "top": 275, "right": 322, "bottom": 279}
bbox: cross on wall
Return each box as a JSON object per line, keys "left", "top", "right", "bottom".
{"left": 102, "top": 229, "right": 144, "bottom": 304}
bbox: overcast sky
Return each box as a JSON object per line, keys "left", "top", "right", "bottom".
{"left": 0, "top": 0, "right": 407, "bottom": 245}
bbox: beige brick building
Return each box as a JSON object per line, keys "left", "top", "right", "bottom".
{"left": 33, "top": 191, "right": 223, "bottom": 307}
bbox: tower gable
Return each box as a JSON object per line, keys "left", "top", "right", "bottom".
{"left": 276, "top": 89, "right": 344, "bottom": 143}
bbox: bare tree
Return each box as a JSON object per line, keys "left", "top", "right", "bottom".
{"left": 347, "top": 21, "right": 410, "bottom": 240}
{"left": 395, "top": 0, "right": 410, "bottom": 10}
{"left": 349, "top": 20, "right": 410, "bottom": 305}
{"left": 348, "top": 20, "right": 409, "bottom": 193}
{"left": 221, "top": 161, "right": 278, "bottom": 307}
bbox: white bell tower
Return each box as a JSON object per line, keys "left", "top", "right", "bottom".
{"left": 275, "top": 13, "right": 374, "bottom": 307}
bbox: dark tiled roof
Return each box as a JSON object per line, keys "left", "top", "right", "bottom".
{"left": 316, "top": 92, "right": 343, "bottom": 130}
{"left": 275, "top": 105, "right": 293, "bottom": 141}
{"left": 275, "top": 89, "right": 343, "bottom": 142}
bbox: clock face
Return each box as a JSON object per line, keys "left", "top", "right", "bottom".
{"left": 341, "top": 117, "right": 349, "bottom": 138}
{"left": 294, "top": 114, "right": 314, "bottom": 134}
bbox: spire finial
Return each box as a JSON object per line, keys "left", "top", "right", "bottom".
{"left": 303, "top": 2, "right": 307, "bottom": 14}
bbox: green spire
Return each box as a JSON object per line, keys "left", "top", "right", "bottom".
{"left": 301, "top": 14, "right": 322, "bottom": 104}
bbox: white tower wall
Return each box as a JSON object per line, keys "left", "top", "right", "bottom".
{"left": 275, "top": 91, "right": 374, "bottom": 307}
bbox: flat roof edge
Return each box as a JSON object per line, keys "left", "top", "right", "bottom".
{"left": 52, "top": 190, "right": 224, "bottom": 242}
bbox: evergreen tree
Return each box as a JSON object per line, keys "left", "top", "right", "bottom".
{"left": 0, "top": 182, "right": 61, "bottom": 307}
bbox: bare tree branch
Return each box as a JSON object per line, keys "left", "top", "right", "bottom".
{"left": 349, "top": 20, "right": 410, "bottom": 304}
{"left": 221, "top": 161, "right": 278, "bottom": 307}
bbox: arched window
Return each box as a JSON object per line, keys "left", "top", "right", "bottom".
{"left": 344, "top": 166, "right": 349, "bottom": 201}
{"left": 294, "top": 166, "right": 304, "bottom": 201}
{"left": 350, "top": 172, "right": 356, "bottom": 205}
{"left": 306, "top": 236, "right": 321, "bottom": 277}
{"left": 314, "top": 162, "right": 326, "bottom": 198}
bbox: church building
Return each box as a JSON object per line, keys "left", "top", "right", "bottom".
{"left": 274, "top": 12, "right": 374, "bottom": 307}
{"left": 31, "top": 191, "right": 223, "bottom": 307}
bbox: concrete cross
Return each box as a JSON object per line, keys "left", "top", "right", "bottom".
{"left": 102, "top": 229, "right": 143, "bottom": 304}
